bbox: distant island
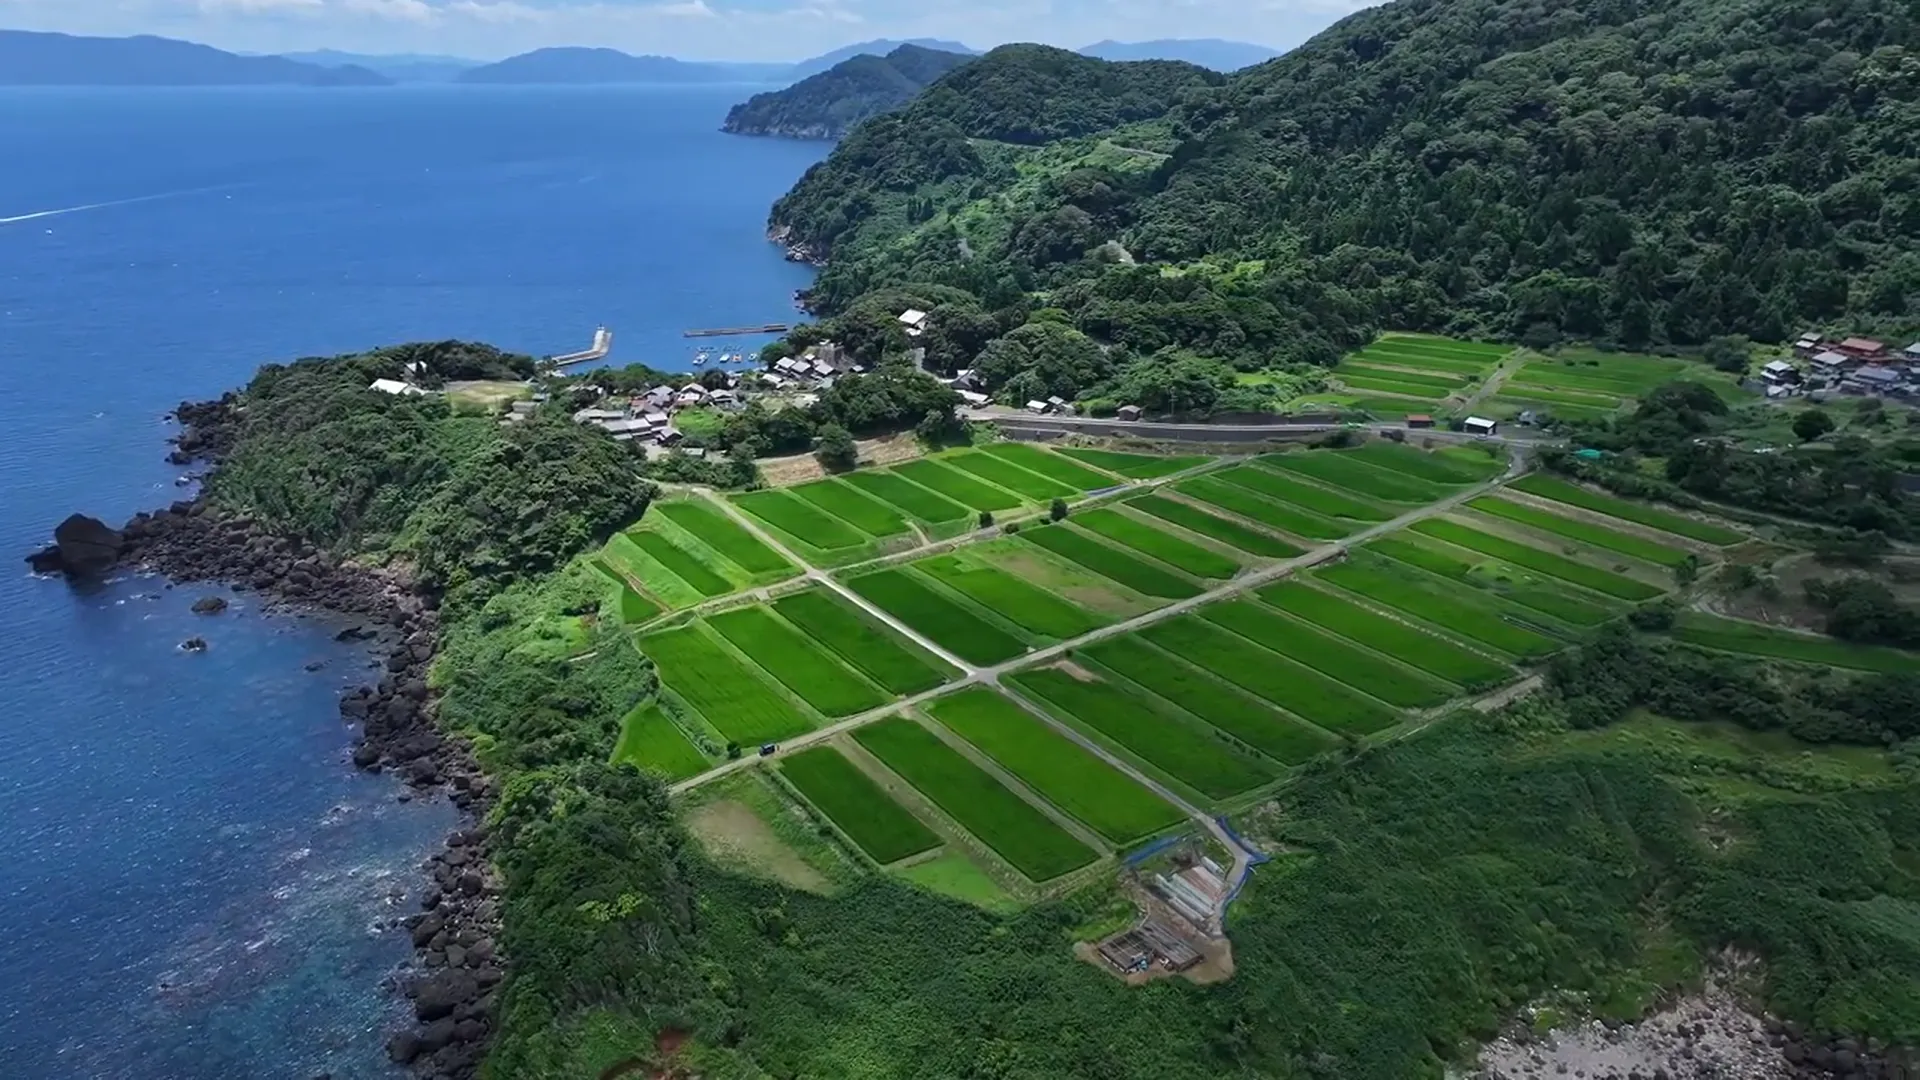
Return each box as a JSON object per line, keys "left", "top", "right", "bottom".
{"left": 722, "top": 44, "right": 974, "bottom": 139}
{"left": 785, "top": 37, "right": 978, "bottom": 80}
{"left": 1077, "top": 38, "right": 1281, "bottom": 71}
{"left": 0, "top": 29, "right": 390, "bottom": 86}
{"left": 455, "top": 47, "right": 788, "bottom": 85}
{"left": 271, "top": 49, "right": 477, "bottom": 83}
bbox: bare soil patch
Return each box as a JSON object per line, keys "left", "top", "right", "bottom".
{"left": 685, "top": 799, "right": 830, "bottom": 894}
{"left": 1051, "top": 659, "right": 1102, "bottom": 683}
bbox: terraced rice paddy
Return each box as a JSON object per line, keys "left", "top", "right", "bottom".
{"left": 1230, "top": 462, "right": 1394, "bottom": 520}
{"left": 779, "top": 746, "right": 940, "bottom": 863}
{"left": 1176, "top": 475, "right": 1352, "bottom": 540}
{"left": 1315, "top": 558, "right": 1562, "bottom": 659}
{"left": 1334, "top": 365, "right": 1470, "bottom": 391}
{"left": 944, "top": 449, "right": 1078, "bottom": 500}
{"left": 1261, "top": 452, "right": 1451, "bottom": 504}
{"left": 916, "top": 555, "right": 1105, "bottom": 638}
{"left": 640, "top": 626, "right": 813, "bottom": 743}
{"left": 787, "top": 479, "right": 910, "bottom": 537}
{"left": 930, "top": 690, "right": 1183, "bottom": 845}
{"left": 733, "top": 490, "right": 867, "bottom": 550}
{"left": 1671, "top": 613, "right": 1918, "bottom": 674}
{"left": 653, "top": 501, "right": 793, "bottom": 574}
{"left": 980, "top": 442, "right": 1121, "bottom": 490}
{"left": 1259, "top": 581, "right": 1510, "bottom": 686}
{"left": 1127, "top": 494, "right": 1304, "bottom": 558}
{"left": 1376, "top": 333, "right": 1509, "bottom": 361}
{"left": 771, "top": 590, "right": 951, "bottom": 695}
{"left": 615, "top": 583, "right": 660, "bottom": 624}
{"left": 841, "top": 470, "right": 971, "bottom": 523}
{"left": 1349, "top": 348, "right": 1492, "bottom": 376}
{"left": 854, "top": 717, "right": 1097, "bottom": 881}
{"left": 1201, "top": 600, "right": 1454, "bottom": 707}
{"left": 1081, "top": 637, "right": 1337, "bottom": 764}
{"left": 708, "top": 607, "right": 887, "bottom": 718}
{"left": 611, "top": 702, "right": 708, "bottom": 781}
{"left": 1337, "top": 374, "right": 1453, "bottom": 400}
{"left": 1506, "top": 475, "right": 1745, "bottom": 545}
{"left": 1496, "top": 384, "right": 1625, "bottom": 410}
{"left": 627, "top": 530, "right": 734, "bottom": 596}
{"left": 847, "top": 568, "right": 1027, "bottom": 665}
{"left": 1070, "top": 508, "right": 1240, "bottom": 579}
{"left": 1143, "top": 617, "right": 1399, "bottom": 736}
{"left": 1056, "top": 448, "right": 1210, "bottom": 479}
{"left": 1467, "top": 496, "right": 1692, "bottom": 567}
{"left": 892, "top": 459, "right": 1022, "bottom": 511}
{"left": 1011, "top": 666, "right": 1275, "bottom": 799}
{"left": 1491, "top": 395, "right": 1617, "bottom": 421}
{"left": 1349, "top": 442, "right": 1500, "bottom": 483}
{"left": 1370, "top": 536, "right": 1620, "bottom": 626}
{"left": 1412, "top": 519, "right": 1664, "bottom": 601}
{"left": 1022, "top": 525, "right": 1202, "bottom": 599}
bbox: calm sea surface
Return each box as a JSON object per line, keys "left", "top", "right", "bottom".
{"left": 0, "top": 84, "right": 825, "bottom": 1078}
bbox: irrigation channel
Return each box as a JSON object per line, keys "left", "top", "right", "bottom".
{"left": 665, "top": 449, "right": 1532, "bottom": 926}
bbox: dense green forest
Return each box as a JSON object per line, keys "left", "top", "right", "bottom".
{"left": 722, "top": 44, "right": 973, "bottom": 139}
{"left": 768, "top": 0, "right": 1916, "bottom": 395}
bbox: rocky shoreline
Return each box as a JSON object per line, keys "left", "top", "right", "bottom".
{"left": 26, "top": 401, "right": 502, "bottom": 1080}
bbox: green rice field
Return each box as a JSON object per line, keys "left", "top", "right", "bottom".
{"left": 1671, "top": 613, "right": 1918, "bottom": 674}
{"left": 652, "top": 501, "right": 793, "bottom": 574}
{"left": 639, "top": 627, "right": 813, "bottom": 743}
{"left": 1011, "top": 666, "right": 1275, "bottom": 799}
{"left": 1348, "top": 347, "right": 1492, "bottom": 376}
{"left": 1258, "top": 581, "right": 1510, "bottom": 686}
{"left": 943, "top": 449, "right": 1079, "bottom": 500}
{"left": 1411, "top": 519, "right": 1664, "bottom": 601}
{"left": 1466, "top": 496, "right": 1691, "bottom": 567}
{"left": 610, "top": 702, "right": 708, "bottom": 781}
{"left": 1055, "top": 448, "right": 1210, "bottom": 479}
{"left": 1333, "top": 364, "right": 1470, "bottom": 391}
{"left": 1314, "top": 559, "right": 1562, "bottom": 659}
{"left": 853, "top": 717, "right": 1098, "bottom": 881}
{"left": 1143, "top": 617, "right": 1400, "bottom": 736}
{"left": 788, "top": 479, "right": 910, "bottom": 537}
{"left": 1071, "top": 508, "right": 1240, "bottom": 579}
{"left": 616, "top": 583, "right": 660, "bottom": 624}
{"left": 1376, "top": 333, "right": 1510, "bottom": 360}
{"left": 707, "top": 607, "right": 887, "bottom": 718}
{"left": 771, "top": 590, "right": 952, "bottom": 694}
{"left": 1492, "top": 396, "right": 1617, "bottom": 422}
{"left": 1261, "top": 452, "right": 1451, "bottom": 504}
{"left": 1370, "top": 536, "right": 1620, "bottom": 626}
{"left": 916, "top": 554, "right": 1106, "bottom": 639}
{"left": 1230, "top": 462, "right": 1394, "bottom": 520}
{"left": 892, "top": 459, "right": 1022, "bottom": 511}
{"left": 598, "top": 541, "right": 703, "bottom": 610}
{"left": 841, "top": 470, "right": 972, "bottom": 523}
{"left": 1348, "top": 442, "right": 1501, "bottom": 483}
{"left": 1176, "top": 476, "right": 1353, "bottom": 540}
{"left": 1201, "top": 600, "right": 1455, "bottom": 707}
{"left": 980, "top": 442, "right": 1122, "bottom": 490}
{"left": 1022, "top": 525, "right": 1202, "bottom": 599}
{"left": 732, "top": 490, "right": 868, "bottom": 550}
{"left": 1081, "top": 637, "right": 1337, "bottom": 764}
{"left": 779, "top": 746, "right": 940, "bottom": 864}
{"left": 847, "top": 569, "right": 1028, "bottom": 665}
{"left": 1497, "top": 383, "right": 1626, "bottom": 409}
{"left": 1337, "top": 374, "right": 1453, "bottom": 400}
{"left": 1128, "top": 494, "right": 1305, "bottom": 558}
{"left": 1506, "top": 475, "right": 1745, "bottom": 545}
{"left": 929, "top": 689, "right": 1183, "bottom": 845}
{"left": 628, "top": 530, "right": 734, "bottom": 596}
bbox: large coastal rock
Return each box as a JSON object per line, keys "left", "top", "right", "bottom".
{"left": 26, "top": 513, "right": 124, "bottom": 576}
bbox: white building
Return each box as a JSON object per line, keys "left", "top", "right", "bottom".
{"left": 369, "top": 378, "right": 425, "bottom": 396}
{"left": 1464, "top": 416, "right": 1498, "bottom": 436}
{"left": 897, "top": 309, "right": 929, "bottom": 338}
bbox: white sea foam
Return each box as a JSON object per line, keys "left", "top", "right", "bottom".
{"left": 0, "top": 186, "right": 235, "bottom": 227}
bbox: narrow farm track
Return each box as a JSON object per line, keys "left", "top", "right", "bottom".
{"left": 1458, "top": 349, "right": 1524, "bottom": 413}
{"left": 669, "top": 450, "right": 1531, "bottom": 801}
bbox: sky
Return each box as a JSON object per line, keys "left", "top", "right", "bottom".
{"left": 0, "top": 0, "right": 1377, "bottom": 62}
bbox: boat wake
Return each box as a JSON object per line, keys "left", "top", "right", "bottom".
{"left": 0, "top": 185, "right": 237, "bottom": 227}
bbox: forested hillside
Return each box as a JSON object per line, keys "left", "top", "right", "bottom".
{"left": 723, "top": 45, "right": 974, "bottom": 139}
{"left": 773, "top": 0, "right": 1917, "bottom": 356}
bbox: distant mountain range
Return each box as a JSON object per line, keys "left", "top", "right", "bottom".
{"left": 0, "top": 31, "right": 1293, "bottom": 89}
{"left": 272, "top": 49, "right": 477, "bottom": 83}
{"left": 0, "top": 30, "right": 389, "bottom": 86}
{"left": 724, "top": 44, "right": 975, "bottom": 139}
{"left": 1077, "top": 38, "right": 1282, "bottom": 71}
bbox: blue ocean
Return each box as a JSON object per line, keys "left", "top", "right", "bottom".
{"left": 0, "top": 84, "right": 826, "bottom": 1077}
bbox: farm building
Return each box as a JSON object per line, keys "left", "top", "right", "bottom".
{"left": 897, "top": 309, "right": 929, "bottom": 338}
{"left": 1405, "top": 414, "right": 1434, "bottom": 428}
{"left": 1118, "top": 404, "right": 1143, "bottom": 421}
{"left": 1026, "top": 400, "right": 1051, "bottom": 414}
{"left": 957, "top": 389, "right": 990, "bottom": 406}
{"left": 1464, "top": 416, "right": 1498, "bottom": 436}
{"left": 1096, "top": 919, "right": 1202, "bottom": 976}
{"left": 368, "top": 378, "right": 425, "bottom": 396}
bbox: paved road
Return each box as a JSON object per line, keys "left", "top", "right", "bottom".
{"left": 967, "top": 409, "right": 1555, "bottom": 447}
{"left": 669, "top": 450, "right": 1528, "bottom": 800}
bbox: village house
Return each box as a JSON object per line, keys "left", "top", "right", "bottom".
{"left": 1845, "top": 366, "right": 1902, "bottom": 394}
{"left": 1810, "top": 349, "right": 1851, "bottom": 377}
{"left": 1117, "top": 404, "right": 1143, "bottom": 422}
{"left": 1794, "top": 332, "right": 1822, "bottom": 355}
{"left": 957, "top": 389, "right": 990, "bottom": 406}
{"left": 1837, "top": 337, "right": 1887, "bottom": 360}
{"left": 1026, "top": 399, "right": 1050, "bottom": 414}
{"left": 369, "top": 378, "right": 426, "bottom": 396}
{"left": 1405, "top": 414, "right": 1434, "bottom": 429}
{"left": 1761, "top": 359, "right": 1800, "bottom": 385}
{"left": 897, "top": 309, "right": 929, "bottom": 338}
